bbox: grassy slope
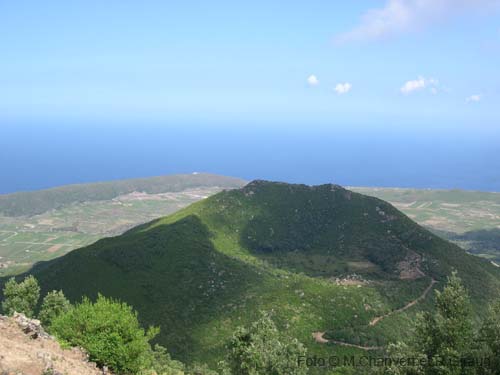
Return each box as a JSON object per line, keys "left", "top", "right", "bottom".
{"left": 3, "top": 181, "right": 500, "bottom": 369}
{"left": 0, "top": 173, "right": 246, "bottom": 217}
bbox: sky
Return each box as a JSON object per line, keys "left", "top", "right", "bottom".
{"left": 1, "top": 0, "right": 499, "bottom": 126}
{"left": 1, "top": 1, "right": 500, "bottom": 192}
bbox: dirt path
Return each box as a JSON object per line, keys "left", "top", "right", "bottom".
{"left": 312, "top": 331, "right": 329, "bottom": 344}
{"left": 369, "top": 278, "right": 437, "bottom": 326}
{"left": 312, "top": 332, "right": 382, "bottom": 351}
{"left": 0, "top": 231, "right": 18, "bottom": 242}
{"left": 313, "top": 278, "right": 438, "bottom": 350}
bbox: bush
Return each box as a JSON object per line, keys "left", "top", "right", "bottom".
{"left": 1, "top": 275, "right": 40, "bottom": 317}
{"left": 224, "top": 311, "right": 307, "bottom": 375}
{"left": 50, "top": 294, "right": 159, "bottom": 374}
{"left": 39, "top": 290, "right": 71, "bottom": 328}
{"left": 148, "top": 344, "right": 186, "bottom": 375}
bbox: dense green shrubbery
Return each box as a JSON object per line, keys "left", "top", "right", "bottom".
{"left": 39, "top": 290, "right": 71, "bottom": 327}
{"left": 223, "top": 311, "right": 307, "bottom": 375}
{"left": 2, "top": 271, "right": 500, "bottom": 374}
{"left": 50, "top": 294, "right": 158, "bottom": 374}
{"left": 1, "top": 275, "right": 40, "bottom": 317}
{"left": 1, "top": 276, "right": 216, "bottom": 374}
{"left": 386, "top": 272, "right": 500, "bottom": 375}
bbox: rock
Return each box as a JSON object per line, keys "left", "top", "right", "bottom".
{"left": 0, "top": 314, "right": 109, "bottom": 375}
{"left": 12, "top": 312, "right": 50, "bottom": 339}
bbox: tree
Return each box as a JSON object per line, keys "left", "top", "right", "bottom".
{"left": 224, "top": 311, "right": 307, "bottom": 375}
{"left": 50, "top": 294, "right": 159, "bottom": 374}
{"left": 478, "top": 300, "right": 500, "bottom": 374}
{"left": 1, "top": 275, "right": 40, "bottom": 317}
{"left": 39, "top": 290, "right": 71, "bottom": 328}
{"left": 387, "top": 272, "right": 475, "bottom": 375}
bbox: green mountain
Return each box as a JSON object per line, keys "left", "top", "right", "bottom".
{"left": 4, "top": 180, "right": 500, "bottom": 368}
{"left": 0, "top": 173, "right": 246, "bottom": 217}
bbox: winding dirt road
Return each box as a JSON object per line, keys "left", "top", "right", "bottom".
{"left": 369, "top": 278, "right": 437, "bottom": 326}
{"left": 313, "top": 278, "right": 438, "bottom": 350}
{"left": 312, "top": 332, "right": 382, "bottom": 351}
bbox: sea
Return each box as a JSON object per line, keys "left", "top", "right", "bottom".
{"left": 1, "top": 121, "right": 499, "bottom": 194}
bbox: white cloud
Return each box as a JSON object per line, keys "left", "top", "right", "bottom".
{"left": 334, "top": 82, "right": 352, "bottom": 94}
{"left": 466, "top": 94, "right": 481, "bottom": 102}
{"left": 336, "top": 0, "right": 499, "bottom": 43}
{"left": 400, "top": 76, "right": 438, "bottom": 94}
{"left": 307, "top": 75, "right": 319, "bottom": 86}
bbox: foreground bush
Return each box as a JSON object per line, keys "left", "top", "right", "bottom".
{"left": 50, "top": 294, "right": 159, "bottom": 374}
{"left": 1, "top": 275, "right": 40, "bottom": 318}
{"left": 224, "top": 311, "right": 307, "bottom": 375}
{"left": 386, "top": 272, "right": 483, "bottom": 375}
{"left": 39, "top": 290, "right": 71, "bottom": 327}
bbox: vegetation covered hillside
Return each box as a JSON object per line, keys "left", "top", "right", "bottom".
{"left": 3, "top": 181, "right": 500, "bottom": 370}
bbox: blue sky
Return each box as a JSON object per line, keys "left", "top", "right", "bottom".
{"left": 1, "top": 0, "right": 500, "bottom": 129}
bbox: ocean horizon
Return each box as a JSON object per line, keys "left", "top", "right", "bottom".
{"left": 1, "top": 122, "right": 499, "bottom": 194}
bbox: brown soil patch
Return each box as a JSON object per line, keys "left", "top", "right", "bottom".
{"left": 312, "top": 331, "right": 382, "bottom": 350}
{"left": 47, "top": 244, "right": 63, "bottom": 253}
{"left": 312, "top": 331, "right": 329, "bottom": 344}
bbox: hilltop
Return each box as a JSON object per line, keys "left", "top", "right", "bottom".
{"left": 3, "top": 180, "right": 500, "bottom": 368}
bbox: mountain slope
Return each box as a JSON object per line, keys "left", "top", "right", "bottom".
{"left": 3, "top": 181, "right": 500, "bottom": 367}
{"left": 350, "top": 186, "right": 500, "bottom": 263}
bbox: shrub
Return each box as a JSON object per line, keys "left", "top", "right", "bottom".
{"left": 224, "top": 311, "right": 307, "bottom": 375}
{"left": 39, "top": 290, "right": 71, "bottom": 328}
{"left": 50, "top": 294, "right": 158, "bottom": 374}
{"left": 1, "top": 275, "right": 40, "bottom": 317}
{"left": 148, "top": 344, "right": 186, "bottom": 375}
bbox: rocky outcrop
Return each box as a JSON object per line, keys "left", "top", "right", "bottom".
{"left": 0, "top": 313, "right": 108, "bottom": 375}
